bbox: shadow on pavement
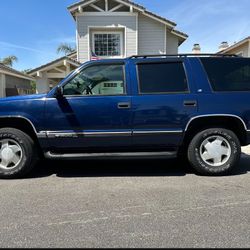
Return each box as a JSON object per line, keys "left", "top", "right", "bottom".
{"left": 26, "top": 153, "right": 250, "bottom": 179}
{"left": 231, "top": 152, "right": 250, "bottom": 175}
{"left": 27, "top": 158, "right": 192, "bottom": 179}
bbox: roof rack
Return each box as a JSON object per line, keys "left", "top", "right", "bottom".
{"left": 129, "top": 53, "right": 239, "bottom": 59}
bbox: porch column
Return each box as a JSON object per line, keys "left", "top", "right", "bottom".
{"left": 0, "top": 73, "right": 6, "bottom": 98}
{"left": 35, "top": 72, "right": 50, "bottom": 94}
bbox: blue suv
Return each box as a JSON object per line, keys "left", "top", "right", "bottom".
{"left": 0, "top": 54, "right": 250, "bottom": 178}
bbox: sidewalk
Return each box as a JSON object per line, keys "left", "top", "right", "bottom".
{"left": 242, "top": 145, "right": 250, "bottom": 155}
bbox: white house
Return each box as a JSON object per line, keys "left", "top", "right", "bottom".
{"left": 28, "top": 52, "right": 80, "bottom": 93}
{"left": 217, "top": 38, "right": 250, "bottom": 57}
{"left": 29, "top": 0, "right": 188, "bottom": 93}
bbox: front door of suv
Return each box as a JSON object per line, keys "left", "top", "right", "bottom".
{"left": 130, "top": 58, "right": 198, "bottom": 151}
{"left": 44, "top": 62, "right": 132, "bottom": 152}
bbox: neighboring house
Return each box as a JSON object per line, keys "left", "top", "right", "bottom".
{"left": 28, "top": 0, "right": 188, "bottom": 93}
{"left": 28, "top": 52, "right": 80, "bottom": 93}
{"left": 0, "top": 63, "right": 34, "bottom": 98}
{"left": 218, "top": 37, "right": 250, "bottom": 57}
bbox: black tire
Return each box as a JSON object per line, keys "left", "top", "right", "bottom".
{"left": 0, "top": 128, "right": 38, "bottom": 179}
{"left": 187, "top": 128, "right": 241, "bottom": 176}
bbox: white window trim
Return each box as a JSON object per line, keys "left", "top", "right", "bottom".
{"left": 76, "top": 15, "right": 79, "bottom": 62}
{"left": 92, "top": 30, "right": 124, "bottom": 59}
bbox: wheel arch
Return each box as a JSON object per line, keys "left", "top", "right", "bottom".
{"left": 183, "top": 114, "right": 247, "bottom": 146}
{"left": 0, "top": 116, "right": 40, "bottom": 147}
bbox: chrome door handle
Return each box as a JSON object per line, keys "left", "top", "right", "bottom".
{"left": 118, "top": 102, "right": 131, "bottom": 109}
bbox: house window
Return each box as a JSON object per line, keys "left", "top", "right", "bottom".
{"left": 93, "top": 32, "right": 123, "bottom": 57}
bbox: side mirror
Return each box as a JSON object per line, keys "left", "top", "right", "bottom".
{"left": 55, "top": 86, "right": 63, "bottom": 98}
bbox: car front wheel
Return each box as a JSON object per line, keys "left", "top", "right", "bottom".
{"left": 0, "top": 128, "right": 38, "bottom": 179}
{"left": 188, "top": 128, "right": 241, "bottom": 175}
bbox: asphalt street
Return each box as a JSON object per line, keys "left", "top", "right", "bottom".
{"left": 0, "top": 147, "right": 250, "bottom": 248}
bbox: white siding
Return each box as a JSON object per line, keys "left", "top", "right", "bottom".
{"left": 138, "top": 14, "right": 166, "bottom": 55}
{"left": 77, "top": 14, "right": 137, "bottom": 62}
{"left": 166, "top": 30, "right": 179, "bottom": 54}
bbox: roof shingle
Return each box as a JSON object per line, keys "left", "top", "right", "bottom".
{"left": 27, "top": 52, "right": 80, "bottom": 75}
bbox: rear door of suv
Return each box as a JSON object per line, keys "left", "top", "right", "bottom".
{"left": 129, "top": 57, "right": 198, "bottom": 151}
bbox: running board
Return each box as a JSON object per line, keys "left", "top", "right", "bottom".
{"left": 44, "top": 151, "right": 177, "bottom": 160}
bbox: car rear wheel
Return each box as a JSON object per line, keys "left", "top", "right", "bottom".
{"left": 0, "top": 128, "right": 38, "bottom": 179}
{"left": 188, "top": 128, "right": 241, "bottom": 175}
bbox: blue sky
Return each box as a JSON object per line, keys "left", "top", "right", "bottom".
{"left": 0, "top": 0, "right": 250, "bottom": 71}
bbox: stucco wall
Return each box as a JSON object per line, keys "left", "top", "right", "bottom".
{"left": 5, "top": 75, "right": 31, "bottom": 89}
{"left": 5, "top": 75, "right": 32, "bottom": 97}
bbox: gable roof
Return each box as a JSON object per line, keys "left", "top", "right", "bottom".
{"left": 0, "top": 63, "right": 34, "bottom": 81}
{"left": 68, "top": 0, "right": 176, "bottom": 27}
{"left": 68, "top": 0, "right": 188, "bottom": 42}
{"left": 69, "top": 0, "right": 145, "bottom": 13}
{"left": 27, "top": 51, "right": 80, "bottom": 75}
{"left": 218, "top": 36, "right": 250, "bottom": 54}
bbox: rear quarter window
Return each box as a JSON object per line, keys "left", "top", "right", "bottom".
{"left": 201, "top": 58, "right": 250, "bottom": 92}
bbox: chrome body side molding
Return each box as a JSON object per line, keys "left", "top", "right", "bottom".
{"left": 184, "top": 114, "right": 248, "bottom": 132}
{"left": 38, "top": 130, "right": 183, "bottom": 138}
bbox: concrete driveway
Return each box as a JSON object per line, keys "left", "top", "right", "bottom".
{"left": 0, "top": 147, "right": 250, "bottom": 248}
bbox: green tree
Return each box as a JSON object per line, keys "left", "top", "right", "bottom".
{"left": 57, "top": 43, "right": 75, "bottom": 55}
{"left": 30, "top": 81, "right": 37, "bottom": 94}
{"left": 0, "top": 55, "right": 18, "bottom": 67}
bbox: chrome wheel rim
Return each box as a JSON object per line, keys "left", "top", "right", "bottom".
{"left": 200, "top": 135, "right": 231, "bottom": 167}
{"left": 0, "top": 139, "right": 22, "bottom": 170}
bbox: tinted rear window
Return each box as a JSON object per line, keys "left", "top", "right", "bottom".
{"left": 201, "top": 58, "right": 250, "bottom": 91}
{"left": 137, "top": 62, "right": 188, "bottom": 94}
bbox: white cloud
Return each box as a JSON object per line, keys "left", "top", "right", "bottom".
{"left": 0, "top": 41, "right": 43, "bottom": 53}
{"left": 37, "top": 36, "right": 76, "bottom": 46}
{"left": 0, "top": 41, "right": 55, "bottom": 55}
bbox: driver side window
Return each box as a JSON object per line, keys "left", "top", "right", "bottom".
{"left": 63, "top": 64, "right": 126, "bottom": 96}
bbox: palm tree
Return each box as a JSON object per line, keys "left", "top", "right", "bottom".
{"left": 57, "top": 43, "right": 75, "bottom": 55}
{"left": 0, "top": 56, "right": 18, "bottom": 67}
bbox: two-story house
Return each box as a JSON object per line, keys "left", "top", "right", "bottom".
{"left": 28, "top": 0, "right": 188, "bottom": 93}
